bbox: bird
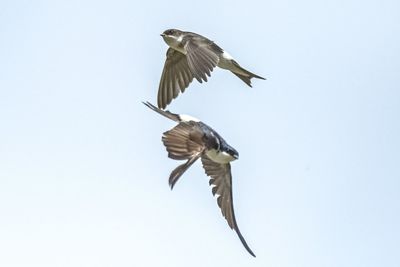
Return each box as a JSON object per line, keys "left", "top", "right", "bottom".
{"left": 143, "top": 101, "right": 256, "bottom": 257}
{"left": 157, "top": 29, "right": 266, "bottom": 109}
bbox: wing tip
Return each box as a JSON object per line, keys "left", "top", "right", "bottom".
{"left": 235, "top": 227, "right": 256, "bottom": 257}
{"left": 143, "top": 101, "right": 156, "bottom": 110}
{"left": 156, "top": 96, "right": 165, "bottom": 109}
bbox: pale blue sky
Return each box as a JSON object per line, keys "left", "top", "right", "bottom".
{"left": 1, "top": 0, "right": 399, "bottom": 266}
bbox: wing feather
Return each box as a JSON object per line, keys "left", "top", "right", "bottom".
{"left": 157, "top": 48, "right": 194, "bottom": 109}
{"left": 161, "top": 121, "right": 205, "bottom": 189}
{"left": 185, "top": 39, "right": 220, "bottom": 83}
{"left": 201, "top": 155, "right": 256, "bottom": 257}
{"left": 162, "top": 122, "right": 204, "bottom": 160}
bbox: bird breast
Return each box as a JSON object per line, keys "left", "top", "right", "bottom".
{"left": 206, "top": 149, "right": 235, "bottom": 164}
{"left": 163, "top": 35, "right": 186, "bottom": 54}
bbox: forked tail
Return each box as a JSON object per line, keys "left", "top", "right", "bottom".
{"left": 231, "top": 60, "right": 266, "bottom": 87}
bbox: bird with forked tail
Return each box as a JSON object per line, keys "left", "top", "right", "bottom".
{"left": 157, "top": 29, "right": 266, "bottom": 109}
{"left": 144, "top": 101, "right": 256, "bottom": 257}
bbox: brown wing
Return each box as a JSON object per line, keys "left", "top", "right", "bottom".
{"left": 157, "top": 48, "right": 194, "bottom": 109}
{"left": 143, "top": 101, "right": 180, "bottom": 122}
{"left": 201, "top": 155, "right": 256, "bottom": 257}
{"left": 162, "top": 122, "right": 205, "bottom": 188}
{"left": 162, "top": 122, "right": 204, "bottom": 160}
{"left": 185, "top": 39, "right": 220, "bottom": 83}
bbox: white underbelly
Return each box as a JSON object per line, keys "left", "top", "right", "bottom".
{"left": 206, "top": 149, "right": 235, "bottom": 164}
{"left": 217, "top": 51, "right": 248, "bottom": 75}
{"left": 217, "top": 51, "right": 233, "bottom": 70}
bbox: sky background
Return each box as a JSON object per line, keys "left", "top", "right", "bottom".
{"left": 1, "top": 0, "right": 399, "bottom": 266}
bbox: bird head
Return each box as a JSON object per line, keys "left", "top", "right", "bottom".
{"left": 226, "top": 147, "right": 239, "bottom": 161}
{"left": 160, "top": 29, "right": 183, "bottom": 47}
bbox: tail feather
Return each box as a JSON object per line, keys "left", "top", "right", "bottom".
{"left": 231, "top": 60, "right": 266, "bottom": 87}
{"left": 232, "top": 73, "right": 252, "bottom": 87}
{"left": 169, "top": 153, "right": 201, "bottom": 189}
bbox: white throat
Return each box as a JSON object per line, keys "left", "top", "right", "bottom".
{"left": 163, "top": 35, "right": 185, "bottom": 53}
{"left": 206, "top": 149, "right": 235, "bottom": 164}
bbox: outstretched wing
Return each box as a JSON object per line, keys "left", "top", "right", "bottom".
{"left": 157, "top": 48, "right": 194, "bottom": 109}
{"left": 184, "top": 36, "right": 221, "bottom": 83}
{"left": 201, "top": 155, "right": 255, "bottom": 257}
{"left": 143, "top": 101, "right": 180, "bottom": 122}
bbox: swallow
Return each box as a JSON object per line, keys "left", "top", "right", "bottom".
{"left": 157, "top": 29, "right": 266, "bottom": 109}
{"left": 144, "top": 101, "right": 256, "bottom": 257}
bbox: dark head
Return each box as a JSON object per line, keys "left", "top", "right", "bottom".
{"left": 226, "top": 146, "right": 239, "bottom": 161}
{"left": 160, "top": 29, "right": 184, "bottom": 48}
{"left": 160, "top": 29, "right": 182, "bottom": 38}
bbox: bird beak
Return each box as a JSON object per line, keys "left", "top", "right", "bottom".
{"left": 160, "top": 33, "right": 166, "bottom": 37}
{"left": 233, "top": 154, "right": 239, "bottom": 160}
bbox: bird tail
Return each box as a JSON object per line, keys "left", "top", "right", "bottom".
{"left": 143, "top": 101, "right": 180, "bottom": 122}
{"left": 230, "top": 60, "right": 266, "bottom": 87}
{"left": 168, "top": 153, "right": 201, "bottom": 189}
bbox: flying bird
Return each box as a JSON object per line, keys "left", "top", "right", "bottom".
{"left": 143, "top": 101, "right": 256, "bottom": 257}
{"left": 157, "top": 29, "right": 266, "bottom": 109}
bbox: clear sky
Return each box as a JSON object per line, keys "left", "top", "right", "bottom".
{"left": 1, "top": 0, "right": 399, "bottom": 266}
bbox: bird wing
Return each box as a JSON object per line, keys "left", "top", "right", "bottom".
{"left": 157, "top": 48, "right": 194, "bottom": 109}
{"left": 162, "top": 122, "right": 205, "bottom": 188}
{"left": 184, "top": 37, "right": 221, "bottom": 83}
{"left": 143, "top": 101, "right": 181, "bottom": 122}
{"left": 201, "top": 155, "right": 256, "bottom": 257}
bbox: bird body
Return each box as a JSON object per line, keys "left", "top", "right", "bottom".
{"left": 157, "top": 29, "right": 266, "bottom": 109}
{"left": 144, "top": 101, "right": 256, "bottom": 257}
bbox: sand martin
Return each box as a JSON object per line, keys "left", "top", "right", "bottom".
{"left": 143, "top": 101, "right": 256, "bottom": 257}
{"left": 157, "top": 29, "right": 266, "bottom": 109}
